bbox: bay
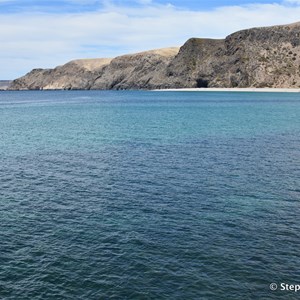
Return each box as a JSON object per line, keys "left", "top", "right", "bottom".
{"left": 0, "top": 90, "right": 300, "bottom": 299}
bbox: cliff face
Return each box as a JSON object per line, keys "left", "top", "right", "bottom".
{"left": 91, "top": 48, "right": 179, "bottom": 90}
{"left": 10, "top": 58, "right": 112, "bottom": 90}
{"left": 165, "top": 38, "right": 225, "bottom": 88}
{"left": 9, "top": 22, "right": 300, "bottom": 90}
{"left": 211, "top": 22, "right": 300, "bottom": 88}
{"left": 10, "top": 48, "right": 179, "bottom": 90}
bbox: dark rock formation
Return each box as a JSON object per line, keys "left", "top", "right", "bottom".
{"left": 9, "top": 22, "right": 300, "bottom": 90}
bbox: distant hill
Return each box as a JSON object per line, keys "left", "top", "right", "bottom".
{"left": 9, "top": 22, "right": 300, "bottom": 90}
{"left": 0, "top": 80, "right": 12, "bottom": 90}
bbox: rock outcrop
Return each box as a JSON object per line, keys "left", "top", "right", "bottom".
{"left": 10, "top": 58, "right": 112, "bottom": 90}
{"left": 9, "top": 22, "right": 300, "bottom": 90}
{"left": 91, "top": 48, "right": 179, "bottom": 90}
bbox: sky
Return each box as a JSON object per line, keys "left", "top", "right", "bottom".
{"left": 1, "top": 0, "right": 300, "bottom": 79}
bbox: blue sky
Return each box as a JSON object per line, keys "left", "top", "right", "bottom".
{"left": 0, "top": 0, "right": 295, "bottom": 12}
{"left": 1, "top": 0, "right": 300, "bottom": 79}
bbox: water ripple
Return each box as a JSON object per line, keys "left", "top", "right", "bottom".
{"left": 0, "top": 91, "right": 300, "bottom": 299}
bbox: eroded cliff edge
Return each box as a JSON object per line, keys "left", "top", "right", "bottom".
{"left": 9, "top": 22, "right": 300, "bottom": 90}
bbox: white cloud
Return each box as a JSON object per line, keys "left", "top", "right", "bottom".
{"left": 1, "top": 1, "right": 300, "bottom": 79}
{"left": 284, "top": 0, "right": 300, "bottom": 3}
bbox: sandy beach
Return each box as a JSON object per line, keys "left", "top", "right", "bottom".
{"left": 155, "top": 88, "right": 300, "bottom": 93}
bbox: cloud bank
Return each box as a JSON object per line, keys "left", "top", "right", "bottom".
{"left": 1, "top": 0, "right": 300, "bottom": 79}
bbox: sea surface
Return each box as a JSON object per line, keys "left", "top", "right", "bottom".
{"left": 0, "top": 90, "right": 300, "bottom": 299}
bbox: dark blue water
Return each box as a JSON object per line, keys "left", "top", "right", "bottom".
{"left": 0, "top": 90, "right": 300, "bottom": 299}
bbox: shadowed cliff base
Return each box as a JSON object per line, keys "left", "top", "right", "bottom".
{"left": 9, "top": 22, "right": 300, "bottom": 90}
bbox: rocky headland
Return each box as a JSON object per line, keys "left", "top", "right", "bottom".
{"left": 9, "top": 22, "right": 300, "bottom": 90}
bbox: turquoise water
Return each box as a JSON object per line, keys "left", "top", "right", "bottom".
{"left": 0, "top": 90, "right": 300, "bottom": 299}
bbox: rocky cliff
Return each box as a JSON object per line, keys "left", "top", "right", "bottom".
{"left": 9, "top": 22, "right": 300, "bottom": 90}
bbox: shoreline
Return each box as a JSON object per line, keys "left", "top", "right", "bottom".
{"left": 154, "top": 88, "right": 300, "bottom": 93}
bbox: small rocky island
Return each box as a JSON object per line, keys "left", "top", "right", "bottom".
{"left": 9, "top": 21, "right": 300, "bottom": 90}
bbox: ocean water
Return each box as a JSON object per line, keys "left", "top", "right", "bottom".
{"left": 0, "top": 90, "right": 300, "bottom": 299}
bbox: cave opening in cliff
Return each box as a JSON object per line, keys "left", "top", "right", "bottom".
{"left": 196, "top": 79, "right": 209, "bottom": 88}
